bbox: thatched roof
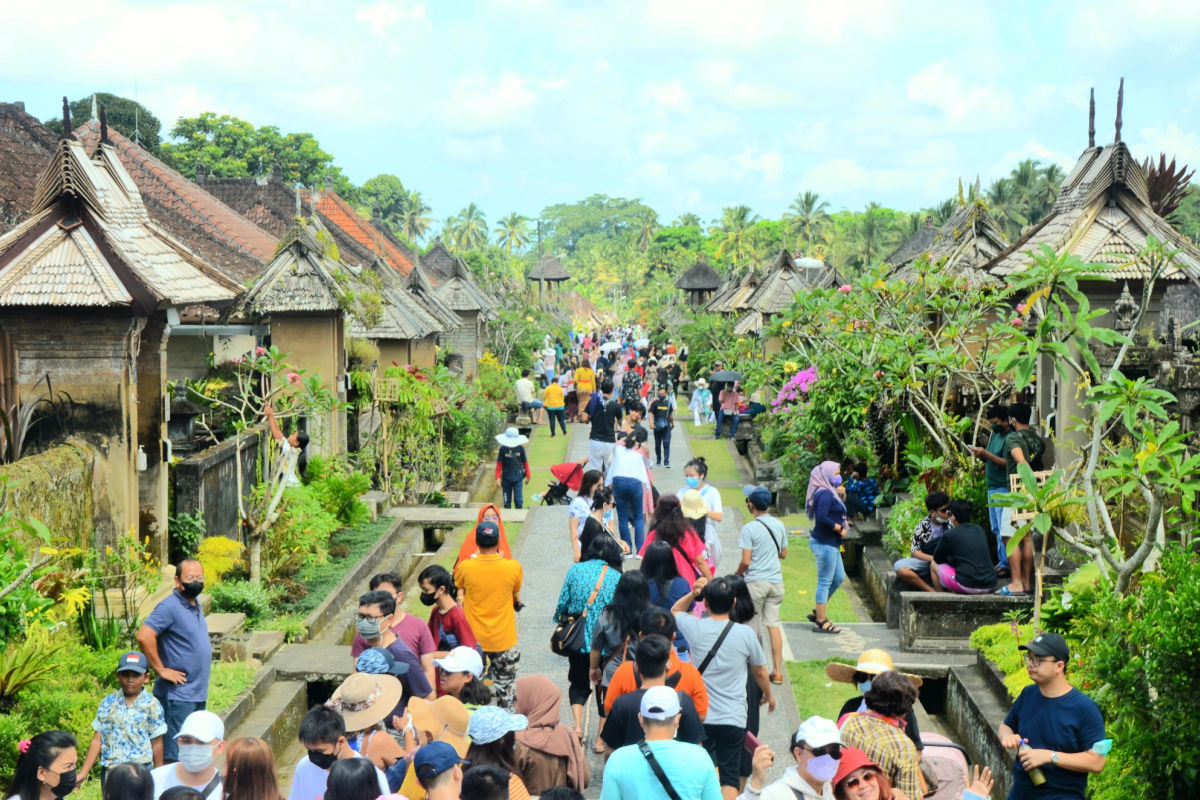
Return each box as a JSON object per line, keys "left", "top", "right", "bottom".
{"left": 887, "top": 218, "right": 939, "bottom": 267}
{"left": 660, "top": 302, "right": 692, "bottom": 328}
{"left": 240, "top": 218, "right": 348, "bottom": 314}
{"left": 421, "top": 240, "right": 457, "bottom": 283}
{"left": 435, "top": 256, "right": 497, "bottom": 313}
{"left": 349, "top": 255, "right": 445, "bottom": 342}
{"left": 705, "top": 269, "right": 759, "bottom": 314}
{"left": 675, "top": 260, "right": 721, "bottom": 291}
{"left": 406, "top": 260, "right": 461, "bottom": 331}
{"left": 891, "top": 200, "right": 1008, "bottom": 285}
{"left": 528, "top": 255, "right": 570, "bottom": 281}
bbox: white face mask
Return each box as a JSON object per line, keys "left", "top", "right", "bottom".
{"left": 177, "top": 744, "right": 215, "bottom": 773}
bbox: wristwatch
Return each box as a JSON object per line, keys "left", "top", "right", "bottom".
{"left": 1051, "top": 752, "right": 1060, "bottom": 765}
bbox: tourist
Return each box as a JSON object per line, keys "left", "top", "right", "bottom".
{"left": 465, "top": 706, "right": 533, "bottom": 799}
{"left": 724, "top": 574, "right": 767, "bottom": 786}
{"left": 567, "top": 469, "right": 603, "bottom": 561}
{"left": 672, "top": 576, "right": 775, "bottom": 800}
{"left": 970, "top": 404, "right": 1012, "bottom": 577}
{"left": 830, "top": 747, "right": 908, "bottom": 800}
{"left": 137, "top": 559, "right": 210, "bottom": 762}
{"left": 690, "top": 379, "right": 714, "bottom": 426}
{"left": 930, "top": 500, "right": 998, "bottom": 595}
{"left": 413, "top": 741, "right": 467, "bottom": 800}
{"left": 707, "top": 360, "right": 727, "bottom": 422}
{"left": 513, "top": 675, "right": 590, "bottom": 795}
{"left": 543, "top": 342, "right": 557, "bottom": 384}
{"left": 600, "top": 634, "right": 705, "bottom": 754}
{"left": 998, "top": 632, "right": 1107, "bottom": 800}
{"left": 826, "top": 650, "right": 924, "bottom": 755}
{"left": 417, "top": 565, "right": 479, "bottom": 656}
{"left": 354, "top": 648, "right": 414, "bottom": 733}
{"left": 433, "top": 646, "right": 492, "bottom": 706}
{"left": 150, "top": 711, "right": 225, "bottom": 800}
{"left": 998, "top": 401, "right": 1045, "bottom": 595}
{"left": 598, "top": 685, "right": 723, "bottom": 800}
{"left": 5, "top": 730, "right": 78, "bottom": 800}
{"left": 221, "top": 737, "right": 283, "bottom": 800}
{"left": 453, "top": 521, "right": 523, "bottom": 709}
{"left": 891, "top": 493, "right": 949, "bottom": 593}
{"left": 647, "top": 384, "right": 675, "bottom": 468}
{"left": 400, "top": 697, "right": 472, "bottom": 799}
{"left": 514, "top": 370, "right": 544, "bottom": 424}
{"left": 460, "top": 766, "right": 509, "bottom": 800}
{"left": 578, "top": 489, "right": 628, "bottom": 558}
{"left": 77, "top": 651, "right": 166, "bottom": 789}
{"left": 530, "top": 350, "right": 547, "bottom": 390}
{"left": 836, "top": 672, "right": 922, "bottom": 799}
{"left": 588, "top": 571, "right": 652, "bottom": 753}
{"left": 736, "top": 485, "right": 787, "bottom": 685}
{"left": 351, "top": 572, "right": 437, "bottom": 685}
{"left": 677, "top": 457, "right": 724, "bottom": 571}
{"left": 716, "top": 381, "right": 743, "bottom": 440}
{"left": 553, "top": 534, "right": 622, "bottom": 740}
{"left": 288, "top": 706, "right": 389, "bottom": 800}
{"left": 605, "top": 429, "right": 652, "bottom": 552}
{"left": 739, "top": 716, "right": 843, "bottom": 800}
{"left": 806, "top": 462, "right": 847, "bottom": 635}
{"left": 325, "top": 759, "right": 387, "bottom": 800}
{"left": 618, "top": 358, "right": 643, "bottom": 414}
{"left": 574, "top": 359, "right": 596, "bottom": 420}
{"left": 543, "top": 379, "right": 567, "bottom": 437}
{"left": 842, "top": 463, "right": 879, "bottom": 522}
{"left": 456, "top": 504, "right": 513, "bottom": 564}
{"left": 581, "top": 379, "right": 622, "bottom": 473}
{"left": 263, "top": 402, "right": 308, "bottom": 486}
{"left": 101, "top": 763, "right": 153, "bottom": 800}
{"left": 494, "top": 427, "right": 531, "bottom": 510}
{"left": 639, "top": 540, "right": 694, "bottom": 654}
{"left": 603, "top": 607, "right": 708, "bottom": 718}
{"left": 326, "top": 673, "right": 405, "bottom": 774}
{"left": 354, "top": 590, "right": 434, "bottom": 706}
{"left": 640, "top": 495, "right": 712, "bottom": 588}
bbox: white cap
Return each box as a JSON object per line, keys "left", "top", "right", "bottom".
{"left": 433, "top": 646, "right": 483, "bottom": 678}
{"left": 177, "top": 710, "right": 224, "bottom": 743}
{"left": 795, "top": 716, "right": 840, "bottom": 748}
{"left": 640, "top": 685, "right": 681, "bottom": 720}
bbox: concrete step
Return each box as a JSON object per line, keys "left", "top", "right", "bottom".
{"left": 274, "top": 643, "right": 355, "bottom": 682}
{"left": 225, "top": 679, "right": 308, "bottom": 758}
{"left": 251, "top": 629, "right": 287, "bottom": 662}
{"left": 443, "top": 490, "right": 470, "bottom": 508}
{"left": 360, "top": 490, "right": 390, "bottom": 521}
{"left": 206, "top": 612, "right": 246, "bottom": 655}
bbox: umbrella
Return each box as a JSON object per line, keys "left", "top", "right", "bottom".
{"left": 711, "top": 370, "right": 743, "bottom": 382}
{"left": 634, "top": 337, "right": 650, "bottom": 347}
{"left": 599, "top": 342, "right": 622, "bottom": 353}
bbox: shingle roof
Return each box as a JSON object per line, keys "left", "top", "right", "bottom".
{"left": 421, "top": 240, "right": 457, "bottom": 283}
{"left": 891, "top": 200, "right": 1008, "bottom": 286}
{"left": 435, "top": 256, "right": 497, "bottom": 313}
{"left": 348, "top": 255, "right": 444, "bottom": 341}
{"left": 0, "top": 139, "right": 242, "bottom": 311}
{"left": 528, "top": 256, "right": 570, "bottom": 281}
{"left": 406, "top": 260, "right": 461, "bottom": 330}
{"left": 675, "top": 260, "right": 721, "bottom": 291}
{"left": 705, "top": 269, "right": 760, "bottom": 314}
{"left": 886, "top": 219, "right": 939, "bottom": 266}
{"left": 0, "top": 102, "right": 60, "bottom": 234}
{"left": 309, "top": 190, "right": 413, "bottom": 277}
{"left": 239, "top": 217, "right": 348, "bottom": 314}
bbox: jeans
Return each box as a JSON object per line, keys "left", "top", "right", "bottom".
{"left": 653, "top": 424, "right": 672, "bottom": 465}
{"left": 988, "top": 487, "right": 1010, "bottom": 569}
{"left": 715, "top": 409, "right": 740, "bottom": 438}
{"left": 547, "top": 407, "right": 566, "bottom": 435}
{"left": 502, "top": 478, "right": 524, "bottom": 509}
{"left": 160, "top": 697, "right": 207, "bottom": 762}
{"left": 810, "top": 538, "right": 845, "bottom": 605}
{"left": 611, "top": 476, "right": 646, "bottom": 551}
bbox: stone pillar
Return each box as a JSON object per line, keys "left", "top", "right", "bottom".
{"left": 136, "top": 313, "right": 170, "bottom": 562}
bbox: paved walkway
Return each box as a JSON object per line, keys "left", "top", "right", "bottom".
{"left": 514, "top": 415, "right": 801, "bottom": 796}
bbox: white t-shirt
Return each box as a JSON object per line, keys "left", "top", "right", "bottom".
{"left": 568, "top": 495, "right": 592, "bottom": 522}
{"left": 515, "top": 378, "right": 536, "bottom": 403}
{"left": 677, "top": 483, "right": 723, "bottom": 569}
{"left": 286, "top": 755, "right": 389, "bottom": 800}
{"left": 279, "top": 440, "right": 301, "bottom": 486}
{"left": 151, "top": 764, "right": 222, "bottom": 800}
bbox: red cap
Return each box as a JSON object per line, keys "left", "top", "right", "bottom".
{"left": 833, "top": 746, "right": 881, "bottom": 790}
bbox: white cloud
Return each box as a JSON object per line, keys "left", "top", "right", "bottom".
{"left": 735, "top": 147, "right": 784, "bottom": 185}
{"left": 697, "top": 59, "right": 794, "bottom": 110}
{"left": 645, "top": 80, "right": 690, "bottom": 112}
{"left": 355, "top": 1, "right": 429, "bottom": 35}
{"left": 638, "top": 131, "right": 698, "bottom": 159}
{"left": 444, "top": 135, "right": 506, "bottom": 161}
{"left": 907, "top": 60, "right": 1015, "bottom": 127}
{"left": 440, "top": 72, "right": 536, "bottom": 131}
{"left": 1134, "top": 123, "right": 1200, "bottom": 168}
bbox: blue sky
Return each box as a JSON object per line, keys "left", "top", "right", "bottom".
{"left": 7, "top": 0, "right": 1200, "bottom": 229}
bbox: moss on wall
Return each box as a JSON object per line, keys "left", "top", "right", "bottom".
{"left": 0, "top": 444, "right": 94, "bottom": 549}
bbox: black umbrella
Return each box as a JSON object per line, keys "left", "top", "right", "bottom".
{"left": 710, "top": 370, "right": 743, "bottom": 382}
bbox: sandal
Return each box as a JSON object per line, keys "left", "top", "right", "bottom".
{"left": 592, "top": 737, "right": 607, "bottom": 754}
{"left": 806, "top": 609, "right": 818, "bottom": 623}
{"left": 769, "top": 673, "right": 784, "bottom": 685}
{"left": 812, "top": 618, "right": 841, "bottom": 634}
{"left": 995, "top": 585, "right": 1026, "bottom": 597}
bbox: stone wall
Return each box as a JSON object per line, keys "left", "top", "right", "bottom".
{"left": 0, "top": 443, "right": 95, "bottom": 549}
{"left": 173, "top": 429, "right": 263, "bottom": 539}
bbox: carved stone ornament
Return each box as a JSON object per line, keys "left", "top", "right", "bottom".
{"left": 1112, "top": 282, "right": 1138, "bottom": 332}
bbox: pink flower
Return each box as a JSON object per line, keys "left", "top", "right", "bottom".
{"left": 873, "top": 370, "right": 884, "bottom": 378}
{"left": 1011, "top": 317, "right": 1023, "bottom": 327}
{"left": 17, "top": 739, "right": 30, "bottom": 754}
{"left": 1016, "top": 303, "right": 1028, "bottom": 315}
{"left": 838, "top": 284, "right": 852, "bottom": 294}
{"left": 286, "top": 371, "right": 301, "bottom": 385}
{"left": 255, "top": 346, "right": 267, "bottom": 356}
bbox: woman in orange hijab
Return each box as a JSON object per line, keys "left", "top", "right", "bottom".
{"left": 456, "top": 503, "right": 513, "bottom": 564}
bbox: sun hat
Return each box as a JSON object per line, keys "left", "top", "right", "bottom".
{"left": 495, "top": 427, "right": 529, "bottom": 447}
{"left": 407, "top": 696, "right": 472, "bottom": 757}
{"left": 832, "top": 746, "right": 881, "bottom": 789}
{"left": 742, "top": 484, "right": 773, "bottom": 510}
{"left": 356, "top": 647, "right": 410, "bottom": 678}
{"left": 117, "top": 651, "right": 149, "bottom": 674}
{"left": 326, "top": 672, "right": 403, "bottom": 732}
{"left": 824, "top": 649, "right": 923, "bottom": 688}
{"left": 695, "top": 378, "right": 707, "bottom": 387}
{"left": 467, "top": 705, "right": 529, "bottom": 745}
{"left": 434, "top": 646, "right": 483, "bottom": 678}
{"left": 177, "top": 710, "right": 224, "bottom": 743}
{"left": 1019, "top": 632, "right": 1069, "bottom": 662}
{"left": 680, "top": 489, "right": 709, "bottom": 520}
{"left": 794, "top": 716, "right": 841, "bottom": 749}
{"left": 639, "top": 685, "right": 681, "bottom": 720}
{"left": 413, "top": 741, "right": 469, "bottom": 788}
{"left": 475, "top": 520, "right": 501, "bottom": 547}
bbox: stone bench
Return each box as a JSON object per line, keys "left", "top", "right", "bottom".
{"left": 900, "top": 591, "right": 1034, "bottom": 653}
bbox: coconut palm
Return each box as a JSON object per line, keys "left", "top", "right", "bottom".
{"left": 783, "top": 191, "right": 830, "bottom": 255}
{"left": 453, "top": 203, "right": 487, "bottom": 251}
{"left": 713, "top": 205, "right": 759, "bottom": 264}
{"left": 673, "top": 212, "right": 702, "bottom": 228}
{"left": 439, "top": 215, "right": 460, "bottom": 247}
{"left": 856, "top": 202, "right": 897, "bottom": 267}
{"left": 986, "top": 178, "right": 1028, "bottom": 239}
{"left": 399, "top": 190, "right": 433, "bottom": 243}
{"left": 636, "top": 215, "right": 660, "bottom": 252}
{"left": 493, "top": 212, "right": 530, "bottom": 254}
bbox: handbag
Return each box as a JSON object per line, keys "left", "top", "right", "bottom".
{"left": 551, "top": 566, "right": 609, "bottom": 656}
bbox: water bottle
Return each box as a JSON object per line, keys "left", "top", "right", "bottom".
{"left": 1019, "top": 739, "right": 1047, "bottom": 786}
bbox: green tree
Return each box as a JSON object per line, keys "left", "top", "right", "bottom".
{"left": 673, "top": 212, "right": 702, "bottom": 228}
{"left": 453, "top": 203, "right": 488, "bottom": 251}
{"left": 636, "top": 216, "right": 660, "bottom": 252}
{"left": 493, "top": 212, "right": 530, "bottom": 254}
{"left": 783, "top": 191, "right": 830, "bottom": 255}
{"left": 400, "top": 191, "right": 434, "bottom": 243}
{"left": 855, "top": 202, "right": 899, "bottom": 267}
{"left": 360, "top": 174, "right": 408, "bottom": 229}
{"left": 986, "top": 177, "right": 1028, "bottom": 239}
{"left": 45, "top": 92, "right": 163, "bottom": 152}
{"left": 712, "top": 205, "right": 759, "bottom": 264}
{"left": 539, "top": 195, "right": 659, "bottom": 255}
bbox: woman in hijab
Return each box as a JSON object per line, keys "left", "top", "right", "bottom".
{"left": 456, "top": 503, "right": 513, "bottom": 565}
{"left": 513, "top": 675, "right": 589, "bottom": 795}
{"left": 807, "top": 460, "right": 847, "bottom": 634}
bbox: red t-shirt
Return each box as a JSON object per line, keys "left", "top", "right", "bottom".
{"left": 427, "top": 605, "right": 478, "bottom": 651}
{"left": 351, "top": 612, "right": 436, "bottom": 659}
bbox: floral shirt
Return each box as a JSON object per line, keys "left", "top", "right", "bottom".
{"left": 911, "top": 515, "right": 946, "bottom": 556}
{"left": 553, "top": 559, "right": 619, "bottom": 653}
{"left": 845, "top": 476, "right": 880, "bottom": 514}
{"left": 92, "top": 689, "right": 167, "bottom": 766}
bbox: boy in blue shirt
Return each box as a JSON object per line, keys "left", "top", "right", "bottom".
{"left": 78, "top": 651, "right": 167, "bottom": 789}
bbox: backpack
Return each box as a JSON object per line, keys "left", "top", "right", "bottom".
{"left": 1019, "top": 429, "right": 1045, "bottom": 470}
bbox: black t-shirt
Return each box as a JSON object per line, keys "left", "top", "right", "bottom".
{"left": 590, "top": 399, "right": 623, "bottom": 443}
{"left": 837, "top": 696, "right": 924, "bottom": 751}
{"left": 648, "top": 397, "right": 672, "bottom": 429}
{"left": 497, "top": 445, "right": 527, "bottom": 483}
{"left": 600, "top": 688, "right": 704, "bottom": 750}
{"left": 579, "top": 516, "right": 606, "bottom": 555}
{"left": 932, "top": 523, "right": 998, "bottom": 590}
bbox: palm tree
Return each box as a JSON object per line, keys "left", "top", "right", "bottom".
{"left": 713, "top": 205, "right": 759, "bottom": 264}
{"left": 454, "top": 203, "right": 487, "bottom": 251}
{"left": 856, "top": 202, "right": 896, "bottom": 266}
{"left": 783, "top": 191, "right": 829, "bottom": 255}
{"left": 493, "top": 212, "right": 530, "bottom": 254}
{"left": 636, "top": 216, "right": 660, "bottom": 252}
{"left": 673, "top": 212, "right": 702, "bottom": 228}
{"left": 399, "top": 190, "right": 433, "bottom": 243}
{"left": 439, "top": 215, "right": 460, "bottom": 248}
{"left": 1031, "top": 163, "right": 1065, "bottom": 221}
{"left": 986, "top": 178, "right": 1027, "bottom": 239}
{"left": 931, "top": 198, "right": 956, "bottom": 225}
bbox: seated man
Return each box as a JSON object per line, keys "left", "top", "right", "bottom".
{"left": 931, "top": 500, "right": 999, "bottom": 595}
{"left": 843, "top": 462, "right": 879, "bottom": 521}
{"left": 892, "top": 493, "right": 949, "bottom": 592}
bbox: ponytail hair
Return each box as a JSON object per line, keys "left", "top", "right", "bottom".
{"left": 418, "top": 564, "right": 456, "bottom": 598}
{"left": 8, "top": 731, "right": 77, "bottom": 800}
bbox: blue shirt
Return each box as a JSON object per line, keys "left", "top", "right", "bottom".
{"left": 810, "top": 489, "right": 846, "bottom": 546}
{"left": 599, "top": 739, "right": 723, "bottom": 800}
{"left": 144, "top": 590, "right": 211, "bottom": 702}
{"left": 92, "top": 689, "right": 167, "bottom": 766}
{"left": 1003, "top": 685, "right": 1105, "bottom": 800}
{"left": 553, "top": 560, "right": 619, "bottom": 652}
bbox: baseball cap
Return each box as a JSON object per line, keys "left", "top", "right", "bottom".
{"left": 475, "top": 520, "right": 500, "bottom": 547}
{"left": 640, "top": 685, "right": 681, "bottom": 720}
{"left": 433, "top": 646, "right": 483, "bottom": 678}
{"left": 177, "top": 710, "right": 224, "bottom": 743}
{"left": 1019, "top": 632, "right": 1070, "bottom": 663}
{"left": 742, "top": 484, "right": 773, "bottom": 510}
{"left": 795, "top": 716, "right": 841, "bottom": 749}
{"left": 117, "top": 651, "right": 148, "bottom": 674}
{"left": 414, "top": 741, "right": 468, "bottom": 788}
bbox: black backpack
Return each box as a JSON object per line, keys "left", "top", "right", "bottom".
{"left": 1019, "top": 429, "right": 1045, "bottom": 470}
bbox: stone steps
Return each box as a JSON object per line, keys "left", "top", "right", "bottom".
{"left": 224, "top": 679, "right": 308, "bottom": 757}
{"left": 206, "top": 612, "right": 246, "bottom": 658}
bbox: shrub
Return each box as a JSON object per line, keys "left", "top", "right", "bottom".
{"left": 196, "top": 536, "right": 246, "bottom": 585}
{"left": 265, "top": 613, "right": 308, "bottom": 643}
{"left": 264, "top": 485, "right": 337, "bottom": 579}
{"left": 0, "top": 624, "right": 71, "bottom": 710}
{"left": 168, "top": 511, "right": 205, "bottom": 564}
{"left": 305, "top": 456, "right": 370, "bottom": 526}
{"left": 882, "top": 488, "right": 927, "bottom": 561}
{"left": 209, "top": 580, "right": 278, "bottom": 627}
{"left": 968, "top": 621, "right": 1036, "bottom": 699}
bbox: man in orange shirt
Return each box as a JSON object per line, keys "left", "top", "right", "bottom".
{"left": 453, "top": 521, "right": 523, "bottom": 709}
{"left": 605, "top": 607, "right": 708, "bottom": 720}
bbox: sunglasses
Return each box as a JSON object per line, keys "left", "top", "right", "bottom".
{"left": 844, "top": 772, "right": 878, "bottom": 789}
{"left": 806, "top": 744, "right": 842, "bottom": 759}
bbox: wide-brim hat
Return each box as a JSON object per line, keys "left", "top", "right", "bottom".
{"left": 408, "top": 696, "right": 471, "bottom": 757}
{"left": 694, "top": 378, "right": 708, "bottom": 387}
{"left": 680, "top": 488, "right": 709, "bottom": 520}
{"left": 328, "top": 672, "right": 403, "bottom": 732}
{"left": 825, "top": 648, "right": 923, "bottom": 688}
{"left": 495, "top": 427, "right": 529, "bottom": 447}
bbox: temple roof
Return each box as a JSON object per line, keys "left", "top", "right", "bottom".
{"left": 891, "top": 200, "right": 1008, "bottom": 285}
{"left": 349, "top": 254, "right": 444, "bottom": 341}
{"left": 435, "top": 256, "right": 497, "bottom": 313}
{"left": 528, "top": 255, "right": 570, "bottom": 281}
{"left": 674, "top": 260, "right": 721, "bottom": 291}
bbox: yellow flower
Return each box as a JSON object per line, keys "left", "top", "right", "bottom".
{"left": 873, "top": 279, "right": 888, "bottom": 291}
{"left": 784, "top": 361, "right": 798, "bottom": 372}
{"left": 781, "top": 320, "right": 793, "bottom": 328}
{"left": 1135, "top": 441, "right": 1158, "bottom": 468}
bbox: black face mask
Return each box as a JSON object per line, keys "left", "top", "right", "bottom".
{"left": 419, "top": 591, "right": 437, "bottom": 607}
{"left": 180, "top": 581, "right": 205, "bottom": 599}
{"left": 50, "top": 770, "right": 76, "bottom": 798}
{"left": 307, "top": 749, "right": 338, "bottom": 770}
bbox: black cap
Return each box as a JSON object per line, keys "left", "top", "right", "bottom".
{"left": 1019, "top": 632, "right": 1069, "bottom": 663}
{"left": 475, "top": 520, "right": 500, "bottom": 547}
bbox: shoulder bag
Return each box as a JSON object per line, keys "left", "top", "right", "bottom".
{"left": 756, "top": 519, "right": 783, "bottom": 557}
{"left": 638, "top": 742, "right": 683, "bottom": 800}
{"left": 696, "top": 620, "right": 735, "bottom": 675}
{"left": 551, "top": 566, "right": 609, "bottom": 656}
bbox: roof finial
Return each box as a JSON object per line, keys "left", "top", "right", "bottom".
{"left": 99, "top": 105, "right": 111, "bottom": 145}
{"left": 1115, "top": 77, "right": 1124, "bottom": 143}
{"left": 957, "top": 177, "right": 964, "bottom": 206}
{"left": 60, "top": 96, "right": 74, "bottom": 141}
{"left": 1088, "top": 87, "right": 1095, "bottom": 147}
{"left": 294, "top": 182, "right": 302, "bottom": 218}
{"left": 90, "top": 94, "right": 98, "bottom": 121}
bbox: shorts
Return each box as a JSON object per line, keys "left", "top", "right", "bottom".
{"left": 747, "top": 580, "right": 784, "bottom": 628}
{"left": 702, "top": 723, "right": 744, "bottom": 788}
{"left": 937, "top": 563, "right": 993, "bottom": 595}
{"left": 893, "top": 557, "right": 932, "bottom": 578}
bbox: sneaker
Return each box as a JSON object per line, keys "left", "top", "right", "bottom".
{"left": 663, "top": 464, "right": 670, "bottom": 468}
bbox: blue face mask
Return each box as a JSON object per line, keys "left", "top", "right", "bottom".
{"left": 686, "top": 477, "right": 700, "bottom": 489}
{"left": 831, "top": 475, "right": 843, "bottom": 487}
{"left": 857, "top": 680, "right": 872, "bottom": 695}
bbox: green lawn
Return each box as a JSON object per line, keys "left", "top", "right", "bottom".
{"left": 780, "top": 534, "right": 860, "bottom": 623}
{"left": 277, "top": 517, "right": 396, "bottom": 616}
{"left": 683, "top": 437, "right": 743, "bottom": 483}
{"left": 486, "top": 422, "right": 571, "bottom": 507}
{"left": 786, "top": 658, "right": 858, "bottom": 721}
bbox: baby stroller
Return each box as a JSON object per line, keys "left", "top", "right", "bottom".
{"left": 543, "top": 460, "right": 585, "bottom": 505}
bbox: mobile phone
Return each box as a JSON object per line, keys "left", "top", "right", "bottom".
{"left": 744, "top": 731, "right": 763, "bottom": 753}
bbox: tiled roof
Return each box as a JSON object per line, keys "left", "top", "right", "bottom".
{"left": 421, "top": 240, "right": 457, "bottom": 283}
{"left": 0, "top": 102, "right": 60, "bottom": 234}
{"left": 348, "top": 256, "right": 443, "bottom": 341}
{"left": 239, "top": 217, "right": 346, "bottom": 314}
{"left": 310, "top": 190, "right": 413, "bottom": 277}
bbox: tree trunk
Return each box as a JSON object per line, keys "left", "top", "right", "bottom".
{"left": 249, "top": 534, "right": 262, "bottom": 585}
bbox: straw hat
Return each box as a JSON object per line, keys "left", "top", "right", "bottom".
{"left": 407, "top": 696, "right": 471, "bottom": 757}
{"left": 824, "top": 649, "right": 923, "bottom": 688}
{"left": 680, "top": 489, "right": 709, "bottom": 520}
{"left": 327, "top": 672, "right": 403, "bottom": 731}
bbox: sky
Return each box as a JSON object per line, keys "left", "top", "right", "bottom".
{"left": 6, "top": 0, "right": 1200, "bottom": 228}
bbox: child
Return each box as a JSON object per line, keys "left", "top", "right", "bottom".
{"left": 287, "top": 705, "right": 389, "bottom": 800}
{"left": 78, "top": 651, "right": 166, "bottom": 789}
{"left": 843, "top": 461, "right": 880, "bottom": 520}
{"left": 494, "top": 428, "right": 530, "bottom": 510}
